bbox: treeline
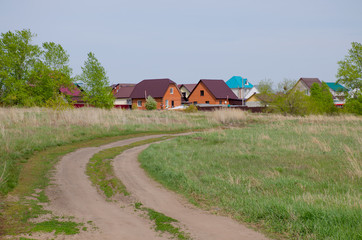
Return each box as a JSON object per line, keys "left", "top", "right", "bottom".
{"left": 257, "top": 79, "right": 339, "bottom": 115}
{"left": 0, "top": 29, "right": 114, "bottom": 108}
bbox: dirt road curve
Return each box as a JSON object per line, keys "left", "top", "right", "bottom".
{"left": 114, "top": 144, "right": 268, "bottom": 240}
{"left": 43, "top": 134, "right": 268, "bottom": 240}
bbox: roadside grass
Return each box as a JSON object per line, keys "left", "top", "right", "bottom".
{"left": 0, "top": 132, "right": 190, "bottom": 236}
{"left": 0, "top": 107, "right": 218, "bottom": 195}
{"left": 134, "top": 202, "right": 190, "bottom": 240}
{"left": 86, "top": 136, "right": 173, "bottom": 199}
{"left": 140, "top": 115, "right": 362, "bottom": 239}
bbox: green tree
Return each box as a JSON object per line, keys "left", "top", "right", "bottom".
{"left": 145, "top": 96, "right": 157, "bottom": 110}
{"left": 79, "top": 52, "right": 114, "bottom": 109}
{"left": 0, "top": 29, "right": 40, "bottom": 106}
{"left": 343, "top": 93, "right": 362, "bottom": 115}
{"left": 310, "top": 82, "right": 336, "bottom": 114}
{"left": 269, "top": 90, "right": 310, "bottom": 116}
{"left": 336, "top": 42, "right": 362, "bottom": 93}
{"left": 257, "top": 78, "right": 274, "bottom": 95}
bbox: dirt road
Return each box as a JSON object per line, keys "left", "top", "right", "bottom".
{"left": 42, "top": 134, "right": 268, "bottom": 239}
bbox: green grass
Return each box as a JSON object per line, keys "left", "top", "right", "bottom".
{"left": 86, "top": 136, "right": 173, "bottom": 199}
{"left": 31, "top": 219, "right": 82, "bottom": 235}
{"left": 0, "top": 132, "right": 186, "bottom": 236}
{"left": 134, "top": 202, "right": 190, "bottom": 240}
{"left": 140, "top": 119, "right": 362, "bottom": 239}
{"left": 0, "top": 108, "right": 217, "bottom": 195}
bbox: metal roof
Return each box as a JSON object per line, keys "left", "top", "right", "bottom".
{"left": 130, "top": 78, "right": 177, "bottom": 98}
{"left": 325, "top": 82, "right": 348, "bottom": 92}
{"left": 226, "top": 76, "right": 254, "bottom": 89}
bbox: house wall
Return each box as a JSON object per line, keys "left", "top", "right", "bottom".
{"left": 246, "top": 94, "right": 260, "bottom": 102}
{"left": 179, "top": 86, "right": 191, "bottom": 98}
{"left": 163, "top": 84, "right": 182, "bottom": 108}
{"left": 114, "top": 99, "right": 128, "bottom": 105}
{"left": 188, "top": 82, "right": 229, "bottom": 105}
{"left": 132, "top": 84, "right": 181, "bottom": 110}
{"left": 293, "top": 81, "right": 310, "bottom": 95}
{"left": 231, "top": 88, "right": 252, "bottom": 99}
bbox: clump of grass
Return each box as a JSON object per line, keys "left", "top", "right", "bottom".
{"left": 140, "top": 117, "right": 362, "bottom": 239}
{"left": 86, "top": 136, "right": 173, "bottom": 199}
{"left": 134, "top": 202, "right": 190, "bottom": 240}
{"left": 31, "top": 219, "right": 82, "bottom": 235}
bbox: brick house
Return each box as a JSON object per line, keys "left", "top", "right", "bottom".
{"left": 113, "top": 86, "right": 134, "bottom": 109}
{"left": 130, "top": 79, "right": 182, "bottom": 110}
{"left": 292, "top": 78, "right": 322, "bottom": 95}
{"left": 188, "top": 79, "right": 239, "bottom": 105}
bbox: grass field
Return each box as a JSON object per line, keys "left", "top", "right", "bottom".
{"left": 0, "top": 107, "right": 218, "bottom": 195}
{"left": 140, "top": 114, "right": 362, "bottom": 239}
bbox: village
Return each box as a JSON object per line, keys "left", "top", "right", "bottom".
{"left": 63, "top": 76, "right": 348, "bottom": 111}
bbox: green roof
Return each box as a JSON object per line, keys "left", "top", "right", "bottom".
{"left": 325, "top": 82, "right": 348, "bottom": 92}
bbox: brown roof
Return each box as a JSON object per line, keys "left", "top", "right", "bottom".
{"left": 192, "top": 79, "right": 238, "bottom": 100}
{"left": 130, "top": 79, "right": 177, "bottom": 99}
{"left": 179, "top": 84, "right": 197, "bottom": 92}
{"left": 299, "top": 78, "right": 322, "bottom": 88}
{"left": 114, "top": 86, "right": 135, "bottom": 99}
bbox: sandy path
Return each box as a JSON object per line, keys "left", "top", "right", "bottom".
{"left": 114, "top": 144, "right": 269, "bottom": 240}
{"left": 46, "top": 135, "right": 171, "bottom": 240}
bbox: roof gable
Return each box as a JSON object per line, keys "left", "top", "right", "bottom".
{"left": 130, "top": 78, "right": 177, "bottom": 98}
{"left": 299, "top": 78, "right": 322, "bottom": 89}
{"left": 179, "top": 84, "right": 197, "bottom": 93}
{"left": 193, "top": 79, "right": 238, "bottom": 99}
{"left": 226, "top": 76, "right": 254, "bottom": 89}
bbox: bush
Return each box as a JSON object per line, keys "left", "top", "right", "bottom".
{"left": 344, "top": 94, "right": 362, "bottom": 115}
{"left": 145, "top": 96, "right": 157, "bottom": 110}
{"left": 184, "top": 104, "right": 198, "bottom": 113}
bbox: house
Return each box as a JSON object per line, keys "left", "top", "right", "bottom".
{"left": 245, "top": 93, "right": 271, "bottom": 107}
{"left": 292, "top": 78, "right": 322, "bottom": 95}
{"left": 226, "top": 76, "right": 254, "bottom": 100}
{"left": 113, "top": 86, "right": 134, "bottom": 109}
{"left": 245, "top": 85, "right": 260, "bottom": 99}
{"left": 130, "top": 78, "right": 182, "bottom": 110}
{"left": 178, "top": 84, "right": 197, "bottom": 103}
{"left": 111, "top": 83, "right": 135, "bottom": 95}
{"left": 188, "top": 79, "right": 240, "bottom": 105}
{"left": 325, "top": 82, "right": 348, "bottom": 101}
{"left": 59, "top": 83, "right": 85, "bottom": 108}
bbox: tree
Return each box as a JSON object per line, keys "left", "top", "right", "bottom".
{"left": 0, "top": 29, "right": 40, "bottom": 106}
{"left": 78, "top": 52, "right": 114, "bottom": 109}
{"left": 336, "top": 42, "right": 362, "bottom": 94}
{"left": 257, "top": 78, "right": 274, "bottom": 95}
{"left": 277, "top": 78, "right": 297, "bottom": 94}
{"left": 310, "top": 82, "right": 336, "bottom": 114}
{"left": 268, "top": 90, "right": 310, "bottom": 116}
{"left": 145, "top": 96, "right": 157, "bottom": 110}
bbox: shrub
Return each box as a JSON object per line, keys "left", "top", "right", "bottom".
{"left": 145, "top": 96, "right": 157, "bottom": 110}
{"left": 184, "top": 104, "right": 198, "bottom": 113}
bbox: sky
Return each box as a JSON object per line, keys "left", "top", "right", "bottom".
{"left": 1, "top": 0, "right": 362, "bottom": 86}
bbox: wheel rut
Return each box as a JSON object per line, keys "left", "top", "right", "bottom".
{"left": 42, "top": 134, "right": 268, "bottom": 240}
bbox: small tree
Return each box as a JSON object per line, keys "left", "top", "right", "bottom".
{"left": 78, "top": 52, "right": 114, "bottom": 109}
{"left": 145, "top": 96, "right": 157, "bottom": 110}
{"left": 310, "top": 82, "right": 336, "bottom": 114}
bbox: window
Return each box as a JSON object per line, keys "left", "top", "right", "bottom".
{"left": 170, "top": 88, "right": 174, "bottom": 94}
{"left": 200, "top": 90, "right": 204, "bottom": 96}
{"left": 182, "top": 92, "right": 186, "bottom": 98}
{"left": 171, "top": 100, "right": 174, "bottom": 107}
{"left": 219, "top": 101, "right": 222, "bottom": 104}
{"left": 205, "top": 101, "right": 209, "bottom": 104}
{"left": 137, "top": 100, "right": 142, "bottom": 107}
{"left": 193, "top": 101, "right": 197, "bottom": 105}
{"left": 165, "top": 100, "right": 169, "bottom": 108}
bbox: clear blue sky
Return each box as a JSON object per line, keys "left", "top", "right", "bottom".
{"left": 1, "top": 0, "right": 362, "bottom": 86}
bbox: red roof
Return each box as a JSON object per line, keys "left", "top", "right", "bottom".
{"left": 192, "top": 79, "right": 238, "bottom": 100}
{"left": 299, "top": 78, "right": 322, "bottom": 88}
{"left": 59, "top": 84, "right": 82, "bottom": 97}
{"left": 130, "top": 79, "right": 177, "bottom": 98}
{"left": 114, "top": 86, "right": 135, "bottom": 99}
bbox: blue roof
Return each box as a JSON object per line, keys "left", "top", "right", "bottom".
{"left": 226, "top": 76, "right": 253, "bottom": 89}
{"left": 325, "top": 82, "right": 348, "bottom": 92}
